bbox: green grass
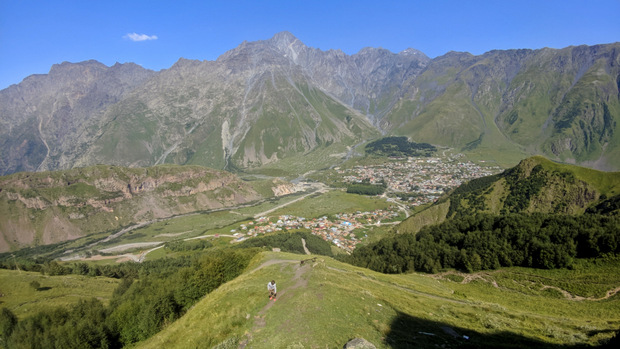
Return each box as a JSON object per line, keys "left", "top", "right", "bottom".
{"left": 137, "top": 251, "right": 620, "bottom": 348}
{"left": 0, "top": 269, "right": 119, "bottom": 319}
{"left": 493, "top": 256, "right": 620, "bottom": 299}
{"left": 250, "top": 143, "right": 359, "bottom": 179}
{"left": 396, "top": 200, "right": 450, "bottom": 233}
{"left": 270, "top": 190, "right": 392, "bottom": 219}
{"left": 525, "top": 156, "right": 620, "bottom": 196}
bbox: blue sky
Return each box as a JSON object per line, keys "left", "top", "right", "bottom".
{"left": 1, "top": 0, "right": 618, "bottom": 89}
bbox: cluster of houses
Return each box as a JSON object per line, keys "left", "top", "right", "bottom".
{"left": 231, "top": 209, "right": 400, "bottom": 252}
{"left": 337, "top": 156, "right": 501, "bottom": 206}
{"left": 225, "top": 154, "right": 501, "bottom": 252}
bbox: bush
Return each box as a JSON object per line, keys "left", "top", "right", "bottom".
{"left": 0, "top": 308, "right": 17, "bottom": 344}
{"left": 29, "top": 281, "right": 41, "bottom": 291}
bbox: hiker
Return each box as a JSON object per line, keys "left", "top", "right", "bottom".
{"left": 267, "top": 280, "right": 277, "bottom": 300}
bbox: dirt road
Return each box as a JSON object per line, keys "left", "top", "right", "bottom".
{"left": 252, "top": 182, "right": 328, "bottom": 219}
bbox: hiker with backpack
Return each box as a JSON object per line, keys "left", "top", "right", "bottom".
{"left": 267, "top": 280, "right": 277, "bottom": 301}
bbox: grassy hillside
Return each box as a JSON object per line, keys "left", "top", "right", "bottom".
{"left": 0, "top": 269, "right": 119, "bottom": 319}
{"left": 137, "top": 251, "right": 620, "bottom": 348}
{"left": 398, "top": 156, "right": 620, "bottom": 233}
{"left": 385, "top": 44, "right": 620, "bottom": 171}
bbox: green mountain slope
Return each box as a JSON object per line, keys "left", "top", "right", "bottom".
{"left": 136, "top": 251, "right": 620, "bottom": 348}
{"left": 386, "top": 44, "right": 620, "bottom": 170}
{"left": 2, "top": 38, "right": 618, "bottom": 175}
{"left": 73, "top": 57, "right": 377, "bottom": 175}
{"left": 0, "top": 164, "right": 284, "bottom": 252}
{"left": 398, "top": 156, "right": 620, "bottom": 233}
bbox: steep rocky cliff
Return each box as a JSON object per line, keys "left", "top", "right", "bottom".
{"left": 0, "top": 61, "right": 156, "bottom": 174}
{"left": 0, "top": 165, "right": 281, "bottom": 252}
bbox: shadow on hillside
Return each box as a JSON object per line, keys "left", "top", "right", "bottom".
{"left": 384, "top": 311, "right": 618, "bottom": 349}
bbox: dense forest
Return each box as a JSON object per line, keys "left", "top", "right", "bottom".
{"left": 346, "top": 182, "right": 386, "bottom": 196}
{"left": 365, "top": 136, "right": 436, "bottom": 157}
{"left": 587, "top": 194, "right": 620, "bottom": 215}
{"left": 341, "top": 213, "right": 620, "bottom": 274}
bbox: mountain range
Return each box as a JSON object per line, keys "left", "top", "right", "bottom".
{"left": 1, "top": 32, "right": 619, "bottom": 175}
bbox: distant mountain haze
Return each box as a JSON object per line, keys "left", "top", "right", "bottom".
{"left": 1, "top": 32, "right": 618, "bottom": 175}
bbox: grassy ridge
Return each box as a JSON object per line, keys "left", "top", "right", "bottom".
{"left": 137, "top": 252, "right": 620, "bottom": 348}
{"left": 525, "top": 156, "right": 620, "bottom": 196}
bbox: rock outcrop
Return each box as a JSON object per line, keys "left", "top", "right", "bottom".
{"left": 0, "top": 165, "right": 271, "bottom": 252}
{"left": 343, "top": 338, "right": 376, "bottom": 349}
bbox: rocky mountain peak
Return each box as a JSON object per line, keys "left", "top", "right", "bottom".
{"left": 269, "top": 31, "right": 299, "bottom": 47}
{"left": 399, "top": 47, "right": 430, "bottom": 60}
{"left": 267, "top": 31, "right": 307, "bottom": 64}
{"left": 170, "top": 57, "right": 203, "bottom": 69}
{"left": 46, "top": 60, "right": 109, "bottom": 84}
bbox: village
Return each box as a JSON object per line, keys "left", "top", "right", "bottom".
{"left": 225, "top": 155, "right": 502, "bottom": 252}
{"left": 336, "top": 155, "right": 502, "bottom": 206}
{"left": 229, "top": 209, "right": 401, "bottom": 252}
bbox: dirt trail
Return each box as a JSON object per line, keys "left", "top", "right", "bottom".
{"left": 99, "top": 242, "right": 162, "bottom": 253}
{"left": 301, "top": 238, "right": 311, "bottom": 255}
{"left": 248, "top": 259, "right": 299, "bottom": 274}
{"left": 239, "top": 260, "right": 312, "bottom": 348}
{"left": 432, "top": 270, "right": 620, "bottom": 301}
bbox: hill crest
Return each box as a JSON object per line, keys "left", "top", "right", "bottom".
{"left": 398, "top": 156, "right": 620, "bottom": 233}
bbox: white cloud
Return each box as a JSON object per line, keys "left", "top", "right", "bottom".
{"left": 124, "top": 33, "right": 158, "bottom": 42}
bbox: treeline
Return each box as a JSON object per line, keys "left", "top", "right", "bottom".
{"left": 443, "top": 173, "right": 501, "bottom": 218}
{"left": 0, "top": 253, "right": 198, "bottom": 279}
{"left": 237, "top": 231, "right": 333, "bottom": 257}
{"left": 365, "top": 136, "right": 436, "bottom": 157}
{"left": 341, "top": 213, "right": 620, "bottom": 274}
{"left": 0, "top": 248, "right": 258, "bottom": 348}
{"left": 0, "top": 238, "right": 218, "bottom": 278}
